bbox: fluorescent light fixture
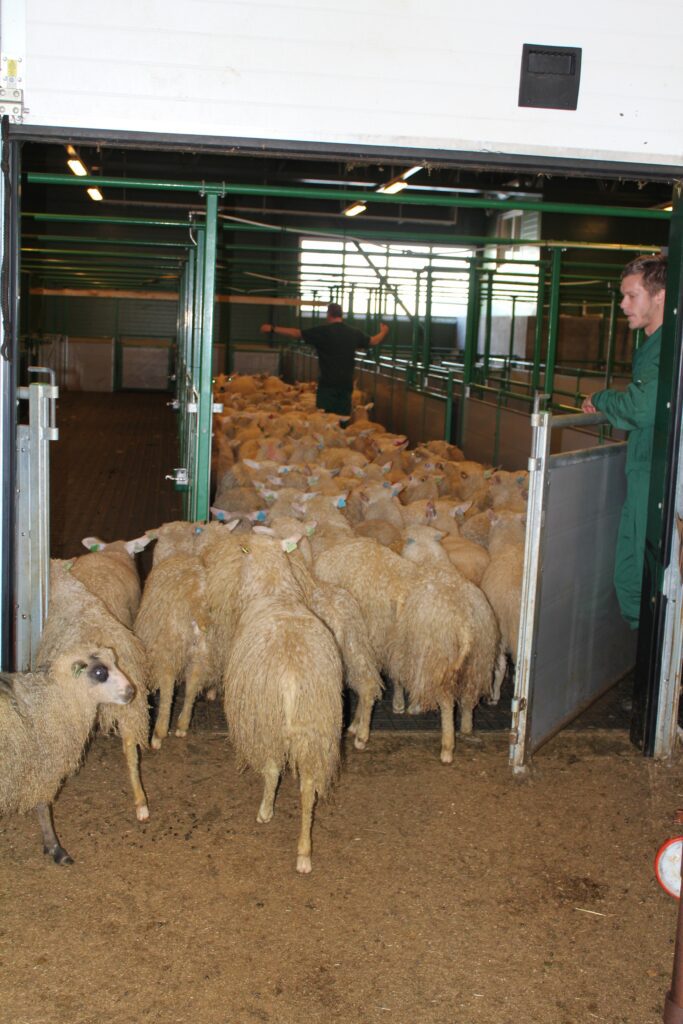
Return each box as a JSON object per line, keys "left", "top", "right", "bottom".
{"left": 87, "top": 187, "right": 104, "bottom": 202}
{"left": 67, "top": 158, "right": 88, "bottom": 177}
{"left": 376, "top": 179, "right": 408, "bottom": 195}
{"left": 401, "top": 166, "right": 422, "bottom": 180}
{"left": 344, "top": 201, "right": 367, "bottom": 217}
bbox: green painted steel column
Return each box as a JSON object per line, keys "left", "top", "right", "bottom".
{"left": 531, "top": 263, "right": 546, "bottom": 394}
{"left": 508, "top": 295, "right": 517, "bottom": 360}
{"left": 604, "top": 287, "right": 619, "bottom": 388}
{"left": 457, "top": 257, "right": 481, "bottom": 447}
{"left": 411, "top": 270, "right": 422, "bottom": 366}
{"left": 444, "top": 372, "right": 454, "bottom": 442}
{"left": 194, "top": 194, "right": 218, "bottom": 522}
{"left": 632, "top": 181, "right": 683, "bottom": 752}
{"left": 422, "top": 268, "right": 433, "bottom": 368}
{"left": 483, "top": 271, "right": 493, "bottom": 378}
{"left": 545, "top": 248, "right": 562, "bottom": 402}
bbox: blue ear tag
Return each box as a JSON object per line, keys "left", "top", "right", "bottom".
{"left": 255, "top": 510, "right": 267, "bottom": 522}
{"left": 336, "top": 497, "right": 347, "bottom": 508}
{"left": 383, "top": 481, "right": 391, "bottom": 488}
{"left": 215, "top": 510, "right": 226, "bottom": 521}
{"left": 194, "top": 526, "right": 204, "bottom": 534}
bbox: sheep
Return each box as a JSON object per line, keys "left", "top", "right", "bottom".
{"left": 0, "top": 646, "right": 134, "bottom": 864}
{"left": 480, "top": 511, "right": 526, "bottom": 683}
{"left": 71, "top": 534, "right": 151, "bottom": 628}
{"left": 221, "top": 535, "right": 343, "bottom": 873}
{"left": 397, "top": 525, "right": 506, "bottom": 757}
{"left": 257, "top": 520, "right": 384, "bottom": 750}
{"left": 134, "top": 553, "right": 218, "bottom": 749}
{"left": 146, "top": 520, "right": 206, "bottom": 566}
{"left": 38, "top": 562, "right": 151, "bottom": 822}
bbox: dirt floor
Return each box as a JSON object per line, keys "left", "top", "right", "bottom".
{"left": 1, "top": 718, "right": 682, "bottom": 1024}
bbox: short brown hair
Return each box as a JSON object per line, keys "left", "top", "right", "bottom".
{"left": 327, "top": 302, "right": 343, "bottom": 319}
{"left": 621, "top": 254, "right": 667, "bottom": 295}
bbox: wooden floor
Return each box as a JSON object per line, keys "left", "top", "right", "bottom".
{"left": 50, "top": 390, "right": 182, "bottom": 560}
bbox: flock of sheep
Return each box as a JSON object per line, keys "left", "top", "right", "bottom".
{"left": 0, "top": 372, "right": 528, "bottom": 874}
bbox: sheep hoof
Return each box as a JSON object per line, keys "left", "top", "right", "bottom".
{"left": 257, "top": 809, "right": 273, "bottom": 824}
{"left": 296, "top": 855, "right": 312, "bottom": 874}
{"left": 353, "top": 735, "right": 368, "bottom": 751}
{"left": 484, "top": 695, "right": 499, "bottom": 706}
{"left": 346, "top": 721, "right": 357, "bottom": 735}
{"left": 174, "top": 728, "right": 187, "bottom": 738}
{"left": 150, "top": 735, "right": 163, "bottom": 751}
{"left": 440, "top": 750, "right": 454, "bottom": 765}
{"left": 391, "top": 703, "right": 405, "bottom": 714}
{"left": 205, "top": 687, "right": 218, "bottom": 702}
{"left": 46, "top": 844, "right": 74, "bottom": 866}
{"left": 136, "top": 804, "right": 150, "bottom": 822}
{"left": 407, "top": 703, "right": 423, "bottom": 715}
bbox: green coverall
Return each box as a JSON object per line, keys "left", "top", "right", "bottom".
{"left": 591, "top": 326, "right": 661, "bottom": 630}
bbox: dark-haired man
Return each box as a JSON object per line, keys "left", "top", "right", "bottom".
{"left": 581, "top": 254, "right": 667, "bottom": 629}
{"left": 261, "top": 303, "right": 389, "bottom": 416}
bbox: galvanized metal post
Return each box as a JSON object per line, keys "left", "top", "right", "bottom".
{"left": 508, "top": 295, "right": 517, "bottom": 360}
{"left": 194, "top": 193, "right": 218, "bottom": 523}
{"left": 422, "top": 268, "right": 433, "bottom": 369}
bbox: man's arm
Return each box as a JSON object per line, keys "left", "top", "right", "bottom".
{"left": 260, "top": 323, "right": 303, "bottom": 341}
{"left": 369, "top": 322, "right": 390, "bottom": 347}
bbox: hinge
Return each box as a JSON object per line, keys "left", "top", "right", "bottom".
{"left": 0, "top": 86, "right": 26, "bottom": 123}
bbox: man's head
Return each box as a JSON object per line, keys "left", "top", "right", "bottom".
{"left": 620, "top": 254, "right": 667, "bottom": 336}
{"left": 326, "top": 303, "right": 343, "bottom": 322}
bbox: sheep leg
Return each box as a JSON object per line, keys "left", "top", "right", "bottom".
{"left": 175, "top": 660, "right": 205, "bottom": 737}
{"left": 486, "top": 649, "right": 508, "bottom": 706}
{"left": 438, "top": 698, "right": 456, "bottom": 764}
{"left": 151, "top": 680, "right": 174, "bottom": 750}
{"left": 121, "top": 732, "right": 149, "bottom": 821}
{"left": 458, "top": 699, "right": 474, "bottom": 736}
{"left": 347, "top": 689, "right": 373, "bottom": 750}
{"left": 36, "top": 803, "right": 73, "bottom": 865}
{"left": 392, "top": 680, "right": 406, "bottom": 713}
{"left": 257, "top": 761, "right": 280, "bottom": 824}
{"left": 296, "top": 776, "right": 316, "bottom": 875}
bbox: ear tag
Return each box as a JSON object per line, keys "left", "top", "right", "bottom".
{"left": 305, "top": 522, "right": 318, "bottom": 537}
{"left": 194, "top": 526, "right": 204, "bottom": 535}
{"left": 282, "top": 539, "right": 298, "bottom": 553}
{"left": 335, "top": 497, "right": 347, "bottom": 508}
{"left": 255, "top": 510, "right": 267, "bottom": 522}
{"left": 212, "top": 509, "right": 226, "bottom": 521}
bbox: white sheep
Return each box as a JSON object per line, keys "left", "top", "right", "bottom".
{"left": 71, "top": 534, "right": 151, "bottom": 627}
{"left": 480, "top": 511, "right": 526, "bottom": 679}
{"left": 221, "top": 535, "right": 343, "bottom": 873}
{"left": 0, "top": 646, "right": 134, "bottom": 864}
{"left": 38, "top": 562, "right": 151, "bottom": 822}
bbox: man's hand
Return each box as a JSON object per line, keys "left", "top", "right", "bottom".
{"left": 581, "top": 395, "right": 597, "bottom": 413}
{"left": 260, "top": 323, "right": 273, "bottom": 334}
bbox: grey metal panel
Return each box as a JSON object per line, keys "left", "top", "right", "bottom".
{"left": 464, "top": 399, "right": 532, "bottom": 469}
{"left": 423, "top": 395, "right": 446, "bottom": 442}
{"left": 118, "top": 299, "right": 178, "bottom": 336}
{"left": 528, "top": 444, "right": 636, "bottom": 753}
{"left": 373, "top": 373, "right": 393, "bottom": 427}
{"left": 232, "top": 349, "right": 281, "bottom": 375}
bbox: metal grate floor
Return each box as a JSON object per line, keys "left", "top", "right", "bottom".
{"left": 49, "top": 391, "right": 632, "bottom": 735}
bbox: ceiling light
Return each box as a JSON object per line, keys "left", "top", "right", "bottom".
{"left": 376, "top": 179, "right": 408, "bottom": 195}
{"left": 344, "top": 201, "right": 367, "bottom": 217}
{"left": 87, "top": 187, "right": 104, "bottom": 202}
{"left": 401, "top": 166, "right": 423, "bottom": 180}
{"left": 67, "top": 158, "right": 88, "bottom": 177}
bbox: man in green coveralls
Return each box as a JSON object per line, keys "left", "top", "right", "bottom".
{"left": 261, "top": 303, "right": 389, "bottom": 416}
{"left": 581, "top": 254, "right": 667, "bottom": 630}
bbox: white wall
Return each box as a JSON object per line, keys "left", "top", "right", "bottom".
{"left": 4, "top": 0, "right": 682, "bottom": 167}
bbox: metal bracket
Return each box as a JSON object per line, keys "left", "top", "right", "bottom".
{"left": 528, "top": 457, "right": 542, "bottom": 472}
{"left": 212, "top": 402, "right": 224, "bottom": 414}
{"left": 0, "top": 86, "right": 26, "bottom": 123}
{"left": 165, "top": 467, "right": 190, "bottom": 489}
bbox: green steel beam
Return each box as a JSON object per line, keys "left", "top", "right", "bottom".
{"left": 26, "top": 173, "right": 671, "bottom": 221}
{"left": 195, "top": 193, "right": 218, "bottom": 522}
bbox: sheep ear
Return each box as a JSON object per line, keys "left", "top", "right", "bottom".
{"left": 281, "top": 534, "right": 303, "bottom": 553}
{"left": 450, "top": 500, "right": 473, "bottom": 518}
{"left": 391, "top": 482, "right": 404, "bottom": 496}
{"left": 210, "top": 507, "right": 227, "bottom": 521}
{"left": 253, "top": 525, "right": 275, "bottom": 535}
{"left": 82, "top": 536, "right": 105, "bottom": 551}
{"left": 225, "top": 519, "right": 241, "bottom": 532}
{"left": 71, "top": 660, "right": 87, "bottom": 678}
{"left": 125, "top": 534, "right": 152, "bottom": 555}
{"left": 304, "top": 520, "right": 318, "bottom": 537}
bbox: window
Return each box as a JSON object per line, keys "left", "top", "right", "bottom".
{"left": 299, "top": 238, "right": 474, "bottom": 319}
